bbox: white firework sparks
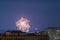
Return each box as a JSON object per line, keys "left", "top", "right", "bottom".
{"left": 16, "top": 17, "right": 30, "bottom": 32}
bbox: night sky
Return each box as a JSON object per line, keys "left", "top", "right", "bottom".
{"left": 0, "top": 0, "right": 60, "bottom": 33}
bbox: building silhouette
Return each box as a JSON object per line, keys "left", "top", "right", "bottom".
{"left": 0, "top": 30, "right": 49, "bottom": 40}
{"left": 47, "top": 27, "right": 60, "bottom": 40}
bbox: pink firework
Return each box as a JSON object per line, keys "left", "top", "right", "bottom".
{"left": 16, "top": 17, "right": 30, "bottom": 32}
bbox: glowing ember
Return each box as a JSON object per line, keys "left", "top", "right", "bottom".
{"left": 16, "top": 17, "right": 30, "bottom": 32}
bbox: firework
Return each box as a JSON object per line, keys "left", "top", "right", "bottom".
{"left": 16, "top": 17, "right": 30, "bottom": 32}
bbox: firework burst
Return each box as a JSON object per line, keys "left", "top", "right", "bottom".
{"left": 16, "top": 17, "right": 30, "bottom": 32}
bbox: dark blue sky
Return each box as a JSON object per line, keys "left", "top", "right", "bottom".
{"left": 0, "top": 0, "right": 60, "bottom": 33}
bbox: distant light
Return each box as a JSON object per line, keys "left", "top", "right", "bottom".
{"left": 35, "top": 28, "right": 38, "bottom": 30}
